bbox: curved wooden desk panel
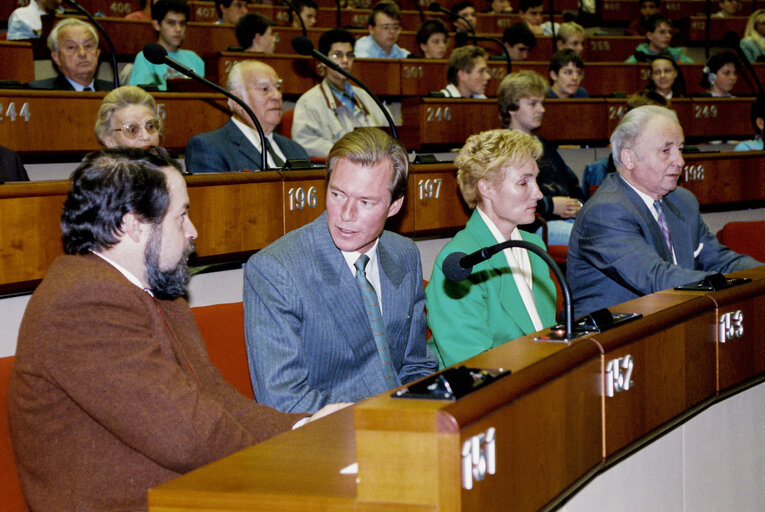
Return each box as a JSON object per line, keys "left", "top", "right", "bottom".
{"left": 402, "top": 97, "right": 756, "bottom": 148}
{"left": 0, "top": 90, "right": 229, "bottom": 156}
{"left": 0, "top": 42, "right": 34, "bottom": 84}
{"left": 148, "top": 268, "right": 765, "bottom": 512}
{"left": 1, "top": 157, "right": 764, "bottom": 293}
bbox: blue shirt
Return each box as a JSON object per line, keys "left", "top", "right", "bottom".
{"left": 734, "top": 138, "right": 763, "bottom": 151}
{"left": 327, "top": 80, "right": 356, "bottom": 114}
{"left": 354, "top": 35, "right": 410, "bottom": 59}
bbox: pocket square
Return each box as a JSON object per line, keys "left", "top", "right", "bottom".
{"left": 693, "top": 243, "right": 704, "bottom": 258}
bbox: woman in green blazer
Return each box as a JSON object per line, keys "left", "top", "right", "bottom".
{"left": 425, "top": 129, "right": 558, "bottom": 368}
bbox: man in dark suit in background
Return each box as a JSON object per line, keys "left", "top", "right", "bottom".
{"left": 25, "top": 18, "right": 113, "bottom": 92}
{"left": 0, "top": 145, "right": 30, "bottom": 182}
{"left": 185, "top": 60, "right": 309, "bottom": 172}
{"left": 243, "top": 128, "right": 438, "bottom": 413}
{"left": 567, "top": 106, "right": 761, "bottom": 316}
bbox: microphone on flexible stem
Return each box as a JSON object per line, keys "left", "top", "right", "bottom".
{"left": 723, "top": 31, "right": 765, "bottom": 96}
{"left": 411, "top": 0, "right": 426, "bottom": 22}
{"left": 335, "top": 0, "right": 341, "bottom": 28}
{"left": 142, "top": 43, "right": 269, "bottom": 171}
{"left": 442, "top": 240, "right": 575, "bottom": 340}
{"left": 292, "top": 35, "right": 398, "bottom": 139}
{"left": 281, "top": 0, "right": 306, "bottom": 37}
{"left": 63, "top": 0, "right": 119, "bottom": 87}
{"left": 429, "top": 2, "right": 475, "bottom": 35}
{"left": 455, "top": 31, "right": 511, "bottom": 74}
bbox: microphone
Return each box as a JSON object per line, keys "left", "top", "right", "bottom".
{"left": 292, "top": 35, "right": 398, "bottom": 139}
{"left": 281, "top": 0, "right": 306, "bottom": 36}
{"left": 429, "top": 2, "right": 475, "bottom": 35}
{"left": 142, "top": 43, "right": 269, "bottom": 171}
{"left": 442, "top": 240, "right": 574, "bottom": 340}
{"left": 723, "top": 31, "right": 764, "bottom": 96}
{"left": 63, "top": 0, "right": 119, "bottom": 87}
{"left": 454, "top": 31, "right": 511, "bottom": 74}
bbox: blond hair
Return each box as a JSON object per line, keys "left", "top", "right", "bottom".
{"left": 455, "top": 129, "right": 543, "bottom": 208}
{"left": 327, "top": 128, "right": 409, "bottom": 201}
{"left": 497, "top": 70, "right": 547, "bottom": 128}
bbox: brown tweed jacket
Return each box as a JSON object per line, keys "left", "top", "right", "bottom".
{"left": 8, "top": 254, "right": 304, "bottom": 511}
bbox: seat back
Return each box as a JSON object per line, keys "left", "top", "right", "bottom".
{"left": 191, "top": 302, "right": 254, "bottom": 399}
{"left": 716, "top": 221, "right": 765, "bottom": 262}
{"left": 278, "top": 109, "right": 294, "bottom": 138}
{"left": 0, "top": 356, "right": 30, "bottom": 512}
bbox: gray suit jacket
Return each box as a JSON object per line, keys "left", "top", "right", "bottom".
{"left": 185, "top": 119, "right": 309, "bottom": 173}
{"left": 567, "top": 173, "right": 761, "bottom": 316}
{"left": 243, "top": 212, "right": 438, "bottom": 413}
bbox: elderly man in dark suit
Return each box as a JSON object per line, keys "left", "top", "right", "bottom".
{"left": 244, "top": 128, "right": 438, "bottom": 413}
{"left": 185, "top": 60, "right": 308, "bottom": 172}
{"left": 567, "top": 105, "right": 761, "bottom": 317}
{"left": 25, "top": 18, "right": 113, "bottom": 91}
{"left": 7, "top": 147, "right": 343, "bottom": 511}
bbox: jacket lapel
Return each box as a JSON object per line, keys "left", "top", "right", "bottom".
{"left": 616, "top": 175, "right": 673, "bottom": 262}
{"left": 308, "top": 213, "right": 384, "bottom": 393}
{"left": 224, "top": 120, "right": 264, "bottom": 171}
{"left": 663, "top": 190, "right": 694, "bottom": 267}
{"left": 465, "top": 212, "right": 532, "bottom": 334}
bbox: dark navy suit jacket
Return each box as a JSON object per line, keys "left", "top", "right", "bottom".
{"left": 185, "top": 119, "right": 309, "bottom": 173}
{"left": 25, "top": 74, "right": 114, "bottom": 91}
{"left": 567, "top": 173, "right": 761, "bottom": 316}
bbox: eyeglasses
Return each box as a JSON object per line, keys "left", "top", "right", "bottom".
{"left": 329, "top": 50, "right": 355, "bottom": 61}
{"left": 377, "top": 23, "right": 401, "bottom": 32}
{"left": 113, "top": 118, "right": 161, "bottom": 139}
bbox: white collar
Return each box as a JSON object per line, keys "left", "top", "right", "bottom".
{"left": 91, "top": 250, "right": 153, "bottom": 296}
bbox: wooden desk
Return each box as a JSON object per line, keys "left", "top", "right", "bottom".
{"left": 148, "top": 269, "right": 765, "bottom": 511}
{"left": 402, "top": 97, "right": 757, "bottom": 149}
{"left": 685, "top": 16, "right": 748, "bottom": 42}
{"left": 0, "top": 41, "right": 34, "bottom": 84}
{"left": 600, "top": 0, "right": 753, "bottom": 22}
{"left": 680, "top": 152, "right": 765, "bottom": 208}
{"left": 0, "top": 90, "right": 229, "bottom": 156}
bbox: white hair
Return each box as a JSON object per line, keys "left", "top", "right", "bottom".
{"left": 47, "top": 18, "right": 99, "bottom": 52}
{"left": 610, "top": 105, "right": 679, "bottom": 168}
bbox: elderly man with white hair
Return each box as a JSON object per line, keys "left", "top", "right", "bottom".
{"left": 25, "top": 18, "right": 114, "bottom": 91}
{"left": 567, "top": 105, "right": 762, "bottom": 317}
{"left": 185, "top": 61, "right": 309, "bottom": 172}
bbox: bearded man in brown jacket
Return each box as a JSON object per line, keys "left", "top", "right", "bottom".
{"left": 7, "top": 147, "right": 344, "bottom": 511}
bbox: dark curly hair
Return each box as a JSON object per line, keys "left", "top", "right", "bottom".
{"left": 61, "top": 147, "right": 181, "bottom": 255}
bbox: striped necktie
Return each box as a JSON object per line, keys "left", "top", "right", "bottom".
{"left": 653, "top": 200, "right": 674, "bottom": 254}
{"left": 354, "top": 254, "right": 398, "bottom": 386}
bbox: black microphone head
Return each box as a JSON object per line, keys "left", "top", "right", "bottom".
{"left": 429, "top": 2, "right": 441, "bottom": 12}
{"left": 292, "top": 35, "right": 315, "bottom": 56}
{"left": 723, "top": 30, "right": 741, "bottom": 48}
{"left": 143, "top": 43, "right": 168, "bottom": 65}
{"left": 454, "top": 31, "right": 468, "bottom": 46}
{"left": 442, "top": 252, "right": 472, "bottom": 281}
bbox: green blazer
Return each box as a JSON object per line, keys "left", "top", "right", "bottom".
{"left": 425, "top": 211, "right": 558, "bottom": 369}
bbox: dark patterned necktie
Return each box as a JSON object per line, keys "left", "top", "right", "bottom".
{"left": 263, "top": 138, "right": 284, "bottom": 168}
{"left": 354, "top": 254, "right": 398, "bottom": 386}
{"left": 653, "top": 200, "right": 674, "bottom": 253}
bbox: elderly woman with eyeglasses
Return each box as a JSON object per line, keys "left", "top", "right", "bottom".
{"left": 95, "top": 86, "right": 162, "bottom": 148}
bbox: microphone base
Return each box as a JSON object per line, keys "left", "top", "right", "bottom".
{"left": 534, "top": 310, "right": 643, "bottom": 342}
